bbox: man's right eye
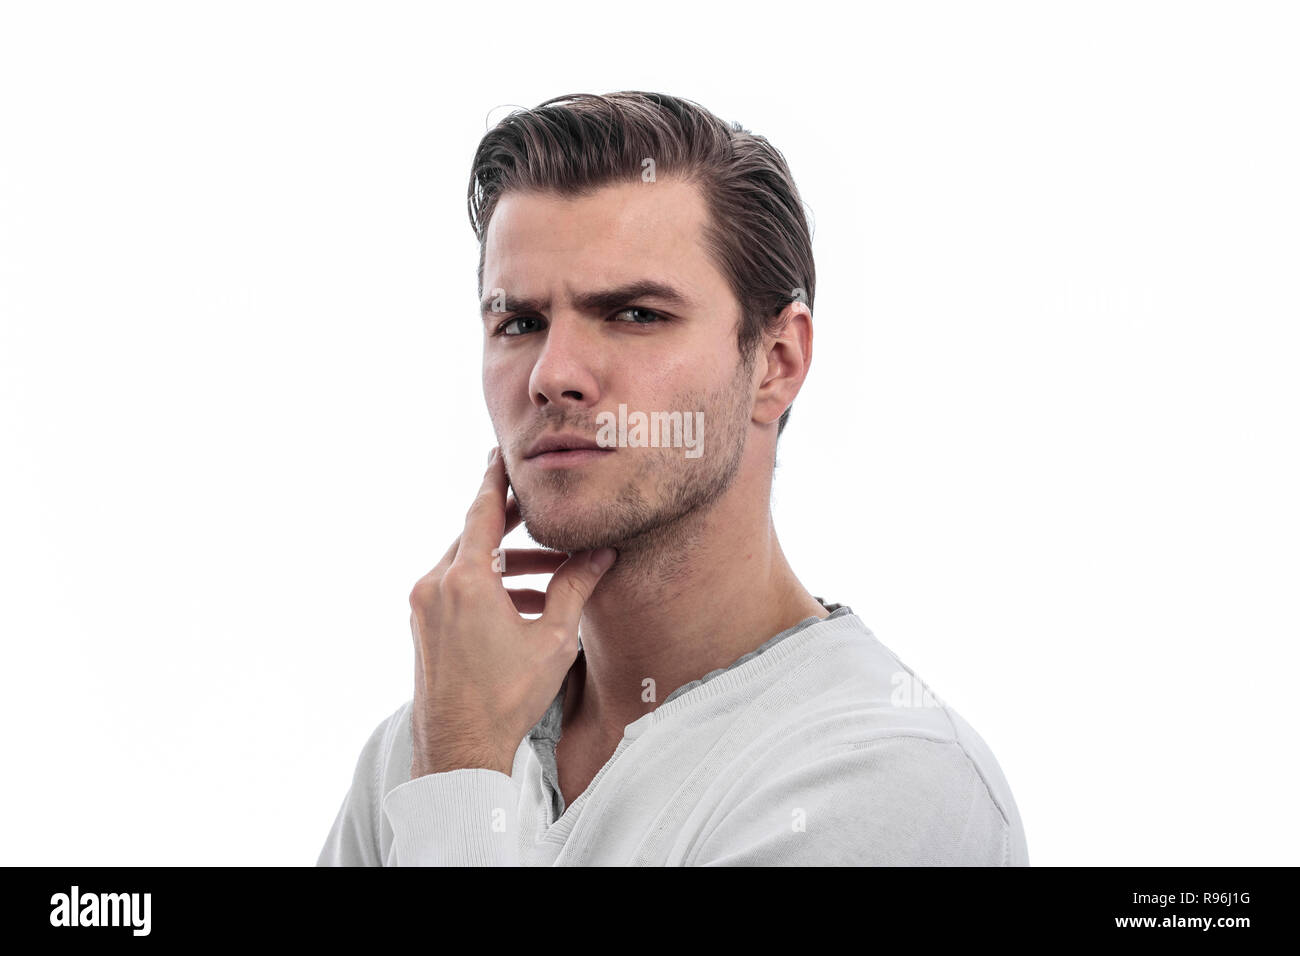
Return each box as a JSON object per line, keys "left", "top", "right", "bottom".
{"left": 496, "top": 316, "right": 544, "bottom": 337}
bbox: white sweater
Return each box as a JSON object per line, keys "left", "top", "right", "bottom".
{"left": 317, "top": 606, "right": 1029, "bottom": 866}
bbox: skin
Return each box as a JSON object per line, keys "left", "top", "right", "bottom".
{"left": 409, "top": 177, "right": 826, "bottom": 801}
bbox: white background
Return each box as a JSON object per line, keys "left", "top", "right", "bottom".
{"left": 1, "top": 1, "right": 1296, "bottom": 866}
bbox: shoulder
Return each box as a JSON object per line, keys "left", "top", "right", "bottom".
{"left": 692, "top": 731, "right": 1018, "bottom": 865}
{"left": 698, "top": 617, "right": 1029, "bottom": 864}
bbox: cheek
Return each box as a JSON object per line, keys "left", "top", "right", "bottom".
{"left": 658, "top": 360, "right": 720, "bottom": 409}
{"left": 641, "top": 356, "right": 697, "bottom": 403}
{"left": 482, "top": 353, "right": 521, "bottom": 411}
{"left": 483, "top": 358, "right": 512, "bottom": 426}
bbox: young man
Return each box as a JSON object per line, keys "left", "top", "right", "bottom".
{"left": 318, "top": 91, "right": 1029, "bottom": 866}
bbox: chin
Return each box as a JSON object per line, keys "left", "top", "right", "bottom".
{"left": 523, "top": 519, "right": 609, "bottom": 554}
{"left": 513, "top": 493, "right": 596, "bottom": 551}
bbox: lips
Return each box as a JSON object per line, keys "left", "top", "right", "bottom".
{"left": 523, "top": 433, "right": 609, "bottom": 459}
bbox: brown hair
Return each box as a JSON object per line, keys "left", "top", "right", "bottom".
{"left": 467, "top": 91, "right": 815, "bottom": 437}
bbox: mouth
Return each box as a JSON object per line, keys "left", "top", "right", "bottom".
{"left": 523, "top": 431, "right": 613, "bottom": 460}
{"left": 525, "top": 447, "right": 615, "bottom": 468}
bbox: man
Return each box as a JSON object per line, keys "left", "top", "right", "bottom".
{"left": 317, "top": 91, "right": 1029, "bottom": 866}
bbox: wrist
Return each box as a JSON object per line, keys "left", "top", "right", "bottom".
{"left": 412, "top": 740, "right": 515, "bottom": 779}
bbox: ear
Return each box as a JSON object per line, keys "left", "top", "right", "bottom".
{"left": 751, "top": 301, "right": 814, "bottom": 427}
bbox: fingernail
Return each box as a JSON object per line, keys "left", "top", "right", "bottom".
{"left": 590, "top": 547, "right": 617, "bottom": 572}
{"left": 487, "top": 446, "right": 497, "bottom": 465}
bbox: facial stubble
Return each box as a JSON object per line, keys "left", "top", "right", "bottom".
{"left": 506, "top": 354, "right": 754, "bottom": 575}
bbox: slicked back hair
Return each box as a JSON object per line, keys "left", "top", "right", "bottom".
{"left": 467, "top": 91, "right": 815, "bottom": 438}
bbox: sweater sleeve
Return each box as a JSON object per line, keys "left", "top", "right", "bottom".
{"left": 381, "top": 769, "right": 523, "bottom": 866}
{"left": 318, "top": 701, "right": 526, "bottom": 866}
{"left": 688, "top": 735, "right": 1015, "bottom": 866}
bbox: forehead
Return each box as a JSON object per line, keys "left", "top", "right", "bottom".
{"left": 481, "top": 178, "right": 718, "bottom": 297}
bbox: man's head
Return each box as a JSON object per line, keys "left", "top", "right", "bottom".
{"left": 468, "top": 92, "right": 816, "bottom": 556}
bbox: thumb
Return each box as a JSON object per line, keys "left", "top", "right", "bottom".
{"left": 542, "top": 547, "right": 617, "bottom": 633}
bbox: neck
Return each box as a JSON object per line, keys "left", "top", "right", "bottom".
{"left": 564, "top": 458, "right": 828, "bottom": 741}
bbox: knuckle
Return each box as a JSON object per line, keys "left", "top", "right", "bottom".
{"left": 409, "top": 569, "right": 448, "bottom": 610}
{"left": 408, "top": 577, "right": 430, "bottom": 610}
{"left": 439, "top": 564, "right": 475, "bottom": 598}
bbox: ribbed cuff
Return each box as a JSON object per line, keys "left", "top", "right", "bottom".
{"left": 382, "top": 769, "right": 522, "bottom": 866}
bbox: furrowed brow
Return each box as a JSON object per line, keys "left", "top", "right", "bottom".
{"left": 571, "top": 281, "right": 690, "bottom": 314}
{"left": 480, "top": 280, "right": 690, "bottom": 318}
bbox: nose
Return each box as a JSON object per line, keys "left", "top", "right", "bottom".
{"left": 527, "top": 313, "right": 604, "bottom": 413}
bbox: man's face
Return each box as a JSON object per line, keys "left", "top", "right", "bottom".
{"left": 480, "top": 177, "right": 756, "bottom": 555}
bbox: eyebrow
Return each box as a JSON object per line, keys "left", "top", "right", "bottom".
{"left": 480, "top": 280, "right": 691, "bottom": 319}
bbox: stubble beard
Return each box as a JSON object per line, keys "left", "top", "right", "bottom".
{"left": 508, "top": 352, "right": 754, "bottom": 581}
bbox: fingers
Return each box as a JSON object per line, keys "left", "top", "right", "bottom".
{"left": 434, "top": 481, "right": 521, "bottom": 572}
{"left": 455, "top": 448, "right": 510, "bottom": 570}
{"left": 492, "top": 548, "right": 571, "bottom": 576}
{"left": 499, "top": 548, "right": 593, "bottom": 613}
{"left": 505, "top": 588, "right": 547, "bottom": 615}
{"left": 540, "top": 547, "right": 618, "bottom": 634}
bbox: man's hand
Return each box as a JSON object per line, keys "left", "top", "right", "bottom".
{"left": 407, "top": 446, "right": 617, "bottom": 780}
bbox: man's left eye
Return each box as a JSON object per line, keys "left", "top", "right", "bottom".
{"left": 611, "top": 307, "right": 664, "bottom": 324}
